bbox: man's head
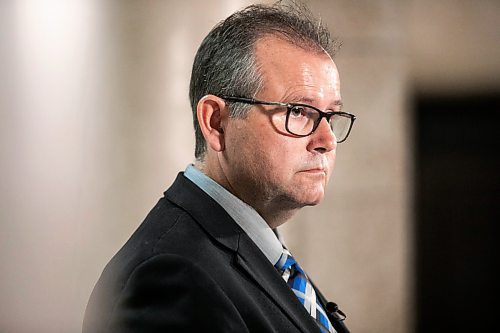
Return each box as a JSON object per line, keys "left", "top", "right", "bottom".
{"left": 189, "top": 2, "right": 349, "bottom": 227}
{"left": 189, "top": 1, "right": 340, "bottom": 160}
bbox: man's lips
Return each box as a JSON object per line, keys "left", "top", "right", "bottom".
{"left": 300, "top": 168, "right": 327, "bottom": 174}
{"left": 299, "top": 157, "right": 330, "bottom": 176}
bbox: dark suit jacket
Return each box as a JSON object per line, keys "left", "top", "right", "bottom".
{"left": 83, "top": 173, "right": 341, "bottom": 332}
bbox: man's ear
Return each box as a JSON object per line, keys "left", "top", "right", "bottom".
{"left": 196, "top": 95, "right": 227, "bottom": 152}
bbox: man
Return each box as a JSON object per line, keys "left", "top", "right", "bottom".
{"left": 84, "top": 2, "right": 355, "bottom": 333}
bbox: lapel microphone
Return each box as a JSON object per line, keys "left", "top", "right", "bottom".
{"left": 325, "top": 302, "right": 350, "bottom": 333}
{"left": 306, "top": 276, "right": 350, "bottom": 333}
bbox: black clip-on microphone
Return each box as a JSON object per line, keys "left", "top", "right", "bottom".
{"left": 325, "top": 302, "right": 350, "bottom": 333}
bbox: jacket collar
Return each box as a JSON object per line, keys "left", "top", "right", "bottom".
{"left": 165, "top": 172, "right": 241, "bottom": 252}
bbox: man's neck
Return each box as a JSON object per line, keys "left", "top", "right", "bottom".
{"left": 194, "top": 158, "right": 299, "bottom": 229}
{"left": 256, "top": 204, "right": 298, "bottom": 229}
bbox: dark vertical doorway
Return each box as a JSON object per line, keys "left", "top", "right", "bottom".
{"left": 414, "top": 94, "right": 499, "bottom": 332}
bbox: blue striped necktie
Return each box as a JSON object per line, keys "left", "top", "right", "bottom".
{"left": 275, "top": 249, "right": 335, "bottom": 333}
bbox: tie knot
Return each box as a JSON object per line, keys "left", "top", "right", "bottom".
{"left": 275, "top": 249, "right": 304, "bottom": 275}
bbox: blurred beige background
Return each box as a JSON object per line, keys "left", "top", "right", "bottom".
{"left": 1, "top": 0, "right": 499, "bottom": 332}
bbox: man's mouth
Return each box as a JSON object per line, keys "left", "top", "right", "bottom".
{"left": 300, "top": 167, "right": 327, "bottom": 175}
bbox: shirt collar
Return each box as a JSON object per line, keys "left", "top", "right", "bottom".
{"left": 184, "top": 164, "right": 283, "bottom": 265}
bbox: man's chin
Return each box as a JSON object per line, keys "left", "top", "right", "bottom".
{"left": 296, "top": 189, "right": 326, "bottom": 207}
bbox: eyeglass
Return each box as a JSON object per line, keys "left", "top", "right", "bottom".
{"left": 219, "top": 96, "right": 356, "bottom": 143}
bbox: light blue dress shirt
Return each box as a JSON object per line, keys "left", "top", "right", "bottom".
{"left": 184, "top": 164, "right": 283, "bottom": 265}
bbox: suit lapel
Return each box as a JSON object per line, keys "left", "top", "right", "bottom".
{"left": 235, "top": 233, "right": 321, "bottom": 333}
{"left": 165, "top": 173, "right": 319, "bottom": 333}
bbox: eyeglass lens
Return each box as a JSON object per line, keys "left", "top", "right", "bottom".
{"left": 287, "top": 105, "right": 351, "bottom": 141}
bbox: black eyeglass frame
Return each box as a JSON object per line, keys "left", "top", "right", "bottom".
{"left": 219, "top": 95, "right": 356, "bottom": 143}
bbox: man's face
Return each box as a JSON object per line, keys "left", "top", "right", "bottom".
{"left": 219, "top": 36, "right": 341, "bottom": 218}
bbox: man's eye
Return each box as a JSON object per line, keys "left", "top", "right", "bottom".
{"left": 290, "top": 106, "right": 306, "bottom": 117}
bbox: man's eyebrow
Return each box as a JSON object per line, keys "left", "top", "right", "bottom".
{"left": 286, "top": 96, "right": 343, "bottom": 107}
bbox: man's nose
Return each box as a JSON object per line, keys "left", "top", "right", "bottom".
{"left": 308, "top": 118, "right": 337, "bottom": 153}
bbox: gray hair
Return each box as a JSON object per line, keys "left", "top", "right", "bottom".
{"left": 189, "top": 1, "right": 341, "bottom": 160}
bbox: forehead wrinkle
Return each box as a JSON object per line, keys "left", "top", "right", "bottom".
{"left": 283, "top": 63, "right": 338, "bottom": 97}
{"left": 281, "top": 85, "right": 338, "bottom": 104}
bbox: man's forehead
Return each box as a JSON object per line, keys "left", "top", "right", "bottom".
{"left": 253, "top": 36, "right": 340, "bottom": 101}
{"left": 254, "top": 35, "right": 333, "bottom": 63}
{"left": 253, "top": 36, "right": 337, "bottom": 81}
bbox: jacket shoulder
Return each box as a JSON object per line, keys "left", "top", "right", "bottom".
{"left": 84, "top": 253, "right": 248, "bottom": 333}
